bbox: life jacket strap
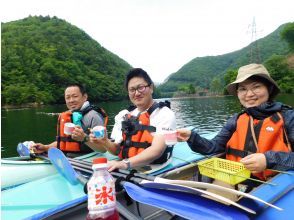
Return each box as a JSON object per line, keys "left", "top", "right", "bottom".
{"left": 120, "top": 139, "right": 151, "bottom": 159}
{"left": 78, "top": 105, "right": 109, "bottom": 126}
{"left": 226, "top": 147, "right": 254, "bottom": 158}
{"left": 56, "top": 136, "right": 80, "bottom": 143}
{"left": 138, "top": 124, "right": 156, "bottom": 132}
{"left": 147, "top": 101, "right": 170, "bottom": 115}
{"left": 121, "top": 116, "right": 156, "bottom": 135}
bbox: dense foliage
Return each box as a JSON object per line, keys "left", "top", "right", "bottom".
{"left": 2, "top": 17, "right": 293, "bottom": 105}
{"left": 159, "top": 23, "right": 292, "bottom": 96}
{"left": 2, "top": 16, "right": 132, "bottom": 105}
{"left": 281, "top": 22, "right": 294, "bottom": 52}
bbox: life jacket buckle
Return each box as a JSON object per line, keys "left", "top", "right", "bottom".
{"left": 122, "top": 116, "right": 140, "bottom": 135}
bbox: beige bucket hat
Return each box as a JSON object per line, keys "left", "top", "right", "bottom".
{"left": 226, "top": 63, "right": 280, "bottom": 97}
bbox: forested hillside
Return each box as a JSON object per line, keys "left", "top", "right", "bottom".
{"left": 158, "top": 23, "right": 290, "bottom": 95}
{"left": 2, "top": 16, "right": 132, "bottom": 105}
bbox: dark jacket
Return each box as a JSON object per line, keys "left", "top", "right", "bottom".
{"left": 187, "top": 102, "right": 294, "bottom": 171}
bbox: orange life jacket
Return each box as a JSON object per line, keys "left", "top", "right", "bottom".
{"left": 118, "top": 101, "right": 172, "bottom": 164}
{"left": 56, "top": 106, "right": 108, "bottom": 152}
{"left": 226, "top": 112, "right": 291, "bottom": 180}
{"left": 57, "top": 111, "right": 80, "bottom": 152}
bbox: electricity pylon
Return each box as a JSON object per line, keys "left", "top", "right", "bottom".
{"left": 249, "top": 17, "right": 261, "bottom": 64}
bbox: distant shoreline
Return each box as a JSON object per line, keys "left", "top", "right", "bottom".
{"left": 169, "top": 94, "right": 230, "bottom": 100}
{"left": 2, "top": 102, "right": 45, "bottom": 110}
{"left": 2, "top": 95, "right": 229, "bottom": 109}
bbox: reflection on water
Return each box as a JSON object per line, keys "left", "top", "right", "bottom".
{"left": 1, "top": 94, "right": 293, "bottom": 157}
{"left": 171, "top": 96, "right": 241, "bottom": 135}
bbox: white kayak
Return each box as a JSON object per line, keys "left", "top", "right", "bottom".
{"left": 1, "top": 151, "right": 119, "bottom": 190}
{"left": 1, "top": 132, "right": 216, "bottom": 190}
{"left": 1, "top": 156, "right": 57, "bottom": 189}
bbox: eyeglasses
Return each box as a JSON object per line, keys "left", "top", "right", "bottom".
{"left": 237, "top": 84, "right": 265, "bottom": 96}
{"left": 128, "top": 84, "right": 150, "bottom": 94}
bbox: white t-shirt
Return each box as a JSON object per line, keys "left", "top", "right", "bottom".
{"left": 111, "top": 106, "right": 176, "bottom": 144}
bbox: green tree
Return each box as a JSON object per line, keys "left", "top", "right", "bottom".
{"left": 281, "top": 22, "right": 294, "bottom": 52}
{"left": 187, "top": 84, "right": 196, "bottom": 94}
{"left": 223, "top": 69, "right": 238, "bottom": 95}
{"left": 265, "top": 55, "right": 294, "bottom": 93}
{"left": 1, "top": 16, "right": 132, "bottom": 105}
{"left": 210, "top": 78, "right": 222, "bottom": 94}
{"left": 177, "top": 84, "right": 195, "bottom": 94}
{"left": 264, "top": 55, "right": 288, "bottom": 81}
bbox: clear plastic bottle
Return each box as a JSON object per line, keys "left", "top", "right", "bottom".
{"left": 87, "top": 158, "right": 119, "bottom": 220}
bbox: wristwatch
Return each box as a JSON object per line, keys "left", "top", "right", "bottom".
{"left": 122, "top": 159, "right": 131, "bottom": 170}
{"left": 83, "top": 134, "right": 90, "bottom": 143}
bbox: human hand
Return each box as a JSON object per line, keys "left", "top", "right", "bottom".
{"left": 240, "top": 153, "right": 267, "bottom": 173}
{"left": 176, "top": 129, "right": 192, "bottom": 142}
{"left": 89, "top": 127, "right": 108, "bottom": 144}
{"left": 71, "top": 126, "right": 86, "bottom": 142}
{"left": 31, "top": 143, "right": 49, "bottom": 154}
{"left": 107, "top": 160, "right": 128, "bottom": 172}
{"left": 89, "top": 133, "right": 108, "bottom": 146}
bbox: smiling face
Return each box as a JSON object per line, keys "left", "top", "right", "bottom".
{"left": 64, "top": 86, "right": 88, "bottom": 111}
{"left": 127, "top": 76, "right": 154, "bottom": 112}
{"left": 237, "top": 79, "right": 269, "bottom": 108}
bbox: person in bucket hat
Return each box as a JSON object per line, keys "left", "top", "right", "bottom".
{"left": 226, "top": 63, "right": 280, "bottom": 99}
{"left": 177, "top": 63, "right": 294, "bottom": 184}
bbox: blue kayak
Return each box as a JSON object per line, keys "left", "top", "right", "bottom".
{"left": 2, "top": 135, "right": 293, "bottom": 220}
{"left": 1, "top": 141, "right": 208, "bottom": 220}
{"left": 240, "top": 170, "right": 294, "bottom": 220}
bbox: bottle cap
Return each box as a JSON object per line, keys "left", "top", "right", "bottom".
{"left": 93, "top": 157, "right": 107, "bottom": 164}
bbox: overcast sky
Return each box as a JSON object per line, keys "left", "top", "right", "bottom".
{"left": 1, "top": 0, "right": 294, "bottom": 83}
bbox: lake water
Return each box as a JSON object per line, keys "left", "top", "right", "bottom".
{"left": 1, "top": 94, "right": 293, "bottom": 158}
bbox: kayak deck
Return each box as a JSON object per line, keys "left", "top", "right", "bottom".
{"left": 2, "top": 134, "right": 293, "bottom": 220}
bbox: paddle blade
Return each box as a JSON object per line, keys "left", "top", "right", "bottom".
{"left": 123, "top": 182, "right": 249, "bottom": 220}
{"left": 48, "top": 148, "right": 79, "bottom": 185}
{"left": 17, "top": 142, "right": 31, "bottom": 156}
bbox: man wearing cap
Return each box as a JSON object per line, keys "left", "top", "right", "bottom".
{"left": 177, "top": 63, "right": 294, "bottom": 182}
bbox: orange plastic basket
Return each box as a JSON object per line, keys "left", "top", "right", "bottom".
{"left": 197, "top": 158, "right": 251, "bottom": 185}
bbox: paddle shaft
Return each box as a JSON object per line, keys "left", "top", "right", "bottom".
{"left": 69, "top": 163, "right": 145, "bottom": 186}
{"left": 68, "top": 158, "right": 157, "bottom": 181}
{"left": 70, "top": 167, "right": 257, "bottom": 214}
{"left": 69, "top": 157, "right": 282, "bottom": 212}
{"left": 51, "top": 157, "right": 143, "bottom": 220}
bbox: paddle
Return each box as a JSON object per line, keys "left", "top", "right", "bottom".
{"left": 67, "top": 157, "right": 282, "bottom": 211}
{"left": 64, "top": 161, "right": 257, "bottom": 214}
{"left": 48, "top": 148, "right": 250, "bottom": 219}
{"left": 47, "top": 148, "right": 143, "bottom": 220}
{"left": 123, "top": 182, "right": 250, "bottom": 220}
{"left": 117, "top": 168, "right": 282, "bottom": 211}
{"left": 17, "top": 142, "right": 32, "bottom": 156}
{"left": 17, "top": 142, "right": 49, "bottom": 161}
{"left": 109, "top": 172, "right": 256, "bottom": 214}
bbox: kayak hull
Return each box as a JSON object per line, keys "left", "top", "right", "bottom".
{"left": 1, "top": 157, "right": 57, "bottom": 189}
{"left": 2, "top": 134, "right": 292, "bottom": 220}
{"left": 1, "top": 151, "right": 119, "bottom": 190}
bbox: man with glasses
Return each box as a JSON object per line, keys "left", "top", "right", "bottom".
{"left": 89, "top": 68, "right": 176, "bottom": 171}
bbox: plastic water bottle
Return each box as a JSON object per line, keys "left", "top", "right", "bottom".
{"left": 87, "top": 158, "right": 119, "bottom": 220}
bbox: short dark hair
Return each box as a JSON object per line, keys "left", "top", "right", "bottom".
{"left": 124, "top": 68, "right": 153, "bottom": 89}
{"left": 65, "top": 83, "right": 87, "bottom": 95}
